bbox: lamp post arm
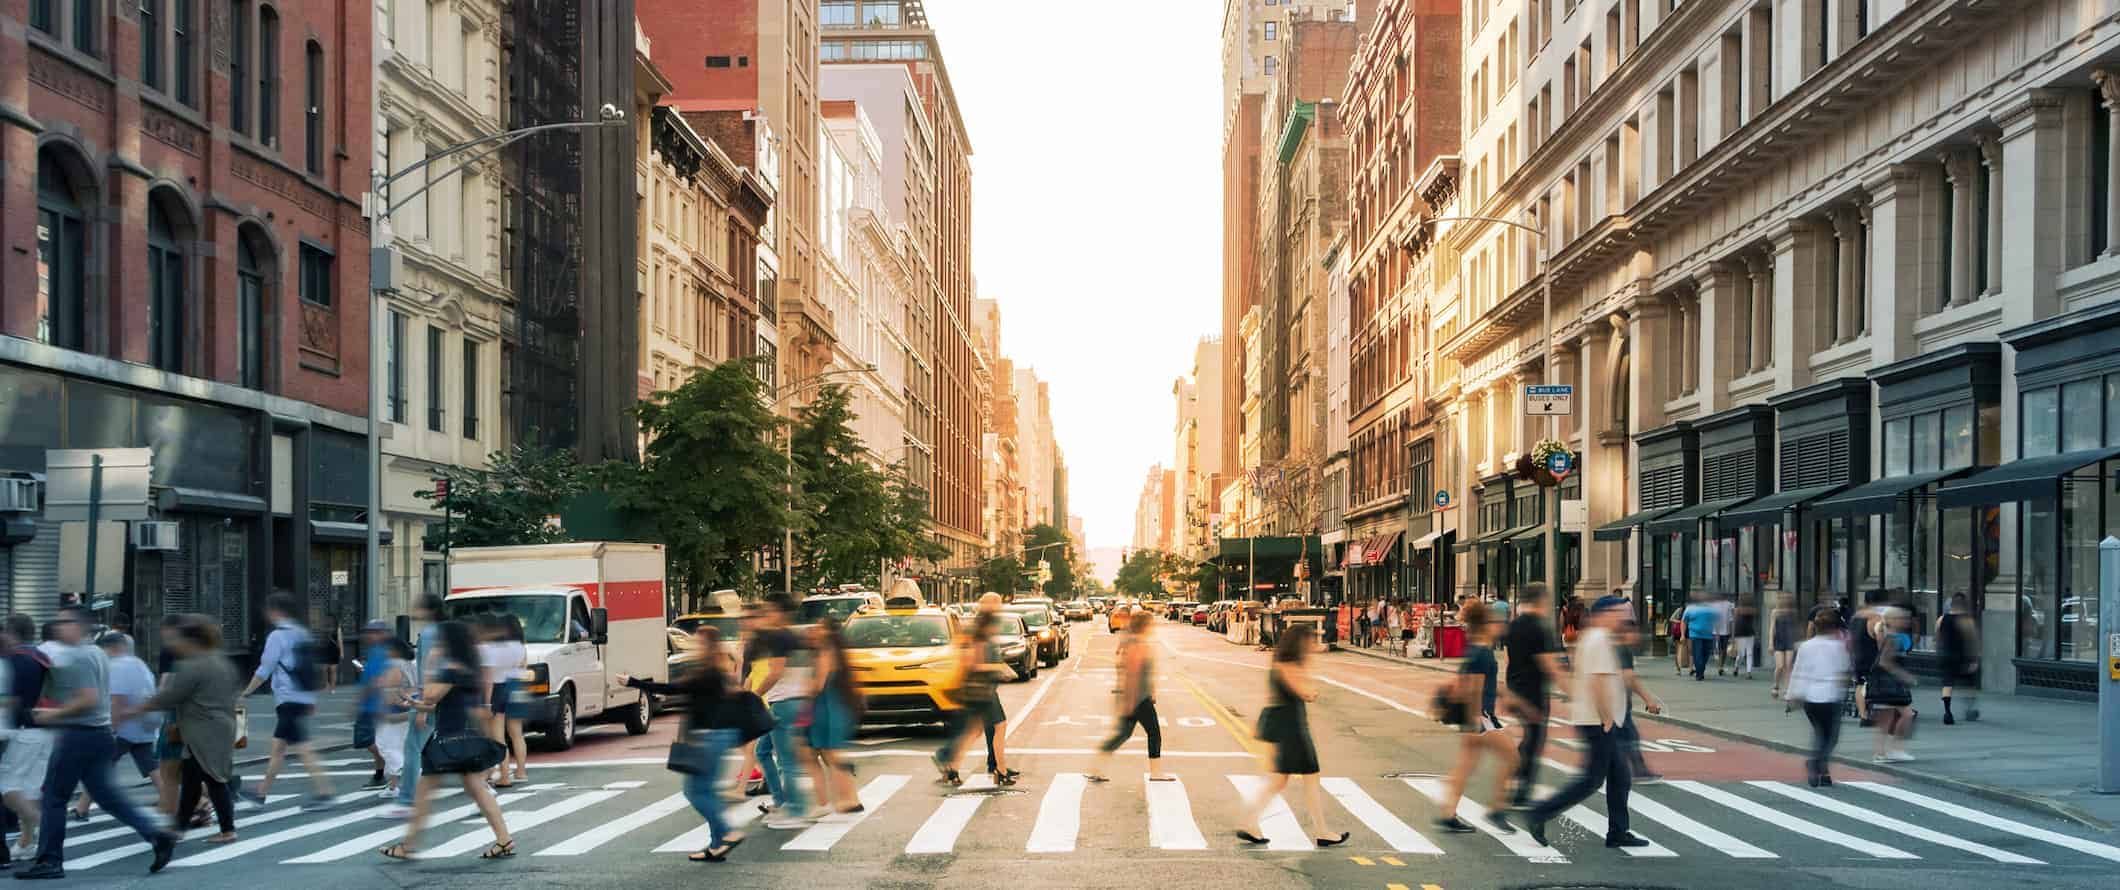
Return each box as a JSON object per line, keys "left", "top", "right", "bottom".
{"left": 372, "top": 118, "right": 625, "bottom": 197}
{"left": 383, "top": 138, "right": 516, "bottom": 218}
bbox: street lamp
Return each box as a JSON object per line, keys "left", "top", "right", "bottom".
{"left": 775, "top": 364, "right": 879, "bottom": 597}
{"left": 362, "top": 105, "right": 629, "bottom": 624}
{"left": 1415, "top": 215, "right": 1560, "bottom": 604}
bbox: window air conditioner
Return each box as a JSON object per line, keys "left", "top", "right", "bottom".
{"left": 0, "top": 478, "right": 37, "bottom": 513}
{"left": 133, "top": 521, "right": 180, "bottom": 551}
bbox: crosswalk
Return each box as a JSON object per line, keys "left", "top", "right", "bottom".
{"left": 50, "top": 771, "right": 2120, "bottom": 870}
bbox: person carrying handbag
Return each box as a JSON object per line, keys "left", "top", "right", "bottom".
{"left": 621, "top": 625, "right": 751, "bottom": 863}
{"left": 1234, "top": 625, "right": 1345, "bottom": 848}
{"left": 1866, "top": 608, "right": 1919, "bottom": 763}
{"left": 1431, "top": 603, "right": 1518, "bottom": 835}
{"left": 381, "top": 620, "right": 512, "bottom": 862}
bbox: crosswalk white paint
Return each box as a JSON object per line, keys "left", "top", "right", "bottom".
{"left": 537, "top": 793, "right": 690, "bottom": 856}
{"left": 1319, "top": 777, "right": 1443, "bottom": 855}
{"left": 781, "top": 775, "right": 908, "bottom": 852}
{"left": 426, "top": 790, "right": 627, "bottom": 858}
{"left": 1404, "top": 778, "right": 1567, "bottom": 863}
{"left": 282, "top": 792, "right": 540, "bottom": 863}
{"left": 1226, "top": 775, "right": 1310, "bottom": 851}
{"left": 171, "top": 804, "right": 395, "bottom": 867}
{"left": 1144, "top": 776, "right": 1208, "bottom": 851}
{"left": 651, "top": 797, "right": 772, "bottom": 853}
{"left": 1026, "top": 773, "right": 1086, "bottom": 853}
{"left": 62, "top": 803, "right": 317, "bottom": 871}
{"left": 1624, "top": 791, "right": 1777, "bottom": 859}
{"left": 1666, "top": 780, "right": 1917, "bottom": 860}
{"left": 904, "top": 796, "right": 987, "bottom": 854}
{"left": 1847, "top": 781, "right": 2120, "bottom": 864}
{"left": 1747, "top": 782, "right": 2042, "bottom": 864}
{"left": 1531, "top": 784, "right": 1676, "bottom": 858}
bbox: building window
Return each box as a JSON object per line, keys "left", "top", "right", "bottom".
{"left": 147, "top": 196, "right": 188, "bottom": 373}
{"left": 705, "top": 55, "right": 732, "bottom": 68}
{"left": 30, "top": 0, "right": 54, "bottom": 34}
{"left": 72, "top": 0, "right": 96, "bottom": 54}
{"left": 236, "top": 229, "right": 269, "bottom": 389}
{"left": 305, "top": 41, "right": 325, "bottom": 174}
{"left": 427, "top": 325, "right": 445, "bottom": 432}
{"left": 387, "top": 311, "right": 407, "bottom": 423}
{"left": 35, "top": 147, "right": 91, "bottom": 353}
{"left": 172, "top": 0, "right": 195, "bottom": 105}
{"left": 820, "top": 1, "right": 855, "bottom": 26}
{"left": 462, "top": 337, "right": 480, "bottom": 440}
{"left": 1264, "top": 21, "right": 1277, "bottom": 40}
{"left": 230, "top": 0, "right": 249, "bottom": 134}
{"left": 142, "top": 0, "right": 162, "bottom": 90}
{"left": 258, "top": 6, "right": 280, "bottom": 146}
{"left": 1264, "top": 55, "right": 1277, "bottom": 76}
{"left": 298, "top": 244, "right": 333, "bottom": 306}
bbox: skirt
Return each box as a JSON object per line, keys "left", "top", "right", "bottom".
{"left": 1273, "top": 726, "right": 1320, "bottom": 776}
{"left": 805, "top": 693, "right": 855, "bottom": 751}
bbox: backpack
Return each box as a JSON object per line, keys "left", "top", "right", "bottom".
{"left": 280, "top": 629, "right": 322, "bottom": 692}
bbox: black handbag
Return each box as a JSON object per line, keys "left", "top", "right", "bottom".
{"left": 421, "top": 731, "right": 506, "bottom": 774}
{"left": 666, "top": 730, "right": 707, "bottom": 775}
{"left": 1254, "top": 704, "right": 1286, "bottom": 744}
{"left": 717, "top": 691, "right": 775, "bottom": 744}
{"left": 1430, "top": 689, "right": 1468, "bottom": 726}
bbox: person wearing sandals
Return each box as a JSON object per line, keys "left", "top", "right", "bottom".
{"left": 1234, "top": 625, "right": 1346, "bottom": 848}
{"left": 620, "top": 625, "right": 746, "bottom": 862}
{"left": 479, "top": 616, "right": 530, "bottom": 788}
{"left": 1085, "top": 610, "right": 1168, "bottom": 784}
{"left": 1431, "top": 602, "right": 1518, "bottom": 835}
{"left": 127, "top": 615, "right": 241, "bottom": 844}
{"left": 801, "top": 619, "right": 864, "bottom": 816}
{"left": 932, "top": 604, "right": 1016, "bottom": 787}
{"left": 382, "top": 620, "right": 514, "bottom": 862}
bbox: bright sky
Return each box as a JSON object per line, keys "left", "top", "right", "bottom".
{"left": 924, "top": 1, "right": 1222, "bottom": 552}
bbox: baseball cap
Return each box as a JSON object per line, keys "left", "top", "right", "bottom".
{"left": 1591, "top": 595, "right": 1631, "bottom": 613}
{"left": 362, "top": 619, "right": 392, "bottom": 633}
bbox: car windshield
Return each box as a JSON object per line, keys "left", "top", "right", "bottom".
{"left": 993, "top": 615, "right": 1027, "bottom": 640}
{"left": 845, "top": 615, "right": 952, "bottom": 648}
{"left": 441, "top": 595, "right": 568, "bottom": 643}
{"left": 800, "top": 598, "right": 867, "bottom": 625}
{"left": 1013, "top": 608, "right": 1051, "bottom": 629}
{"left": 673, "top": 615, "right": 741, "bottom": 639}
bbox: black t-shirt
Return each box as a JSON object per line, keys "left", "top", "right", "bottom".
{"left": 5, "top": 648, "right": 49, "bottom": 729}
{"left": 1734, "top": 610, "right": 1758, "bottom": 638}
{"left": 1502, "top": 613, "right": 1559, "bottom": 698}
{"left": 1460, "top": 645, "right": 1499, "bottom": 716}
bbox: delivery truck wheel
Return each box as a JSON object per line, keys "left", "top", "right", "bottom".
{"left": 622, "top": 691, "right": 652, "bottom": 735}
{"left": 540, "top": 690, "right": 578, "bottom": 751}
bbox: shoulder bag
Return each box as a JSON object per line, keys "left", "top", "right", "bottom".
{"left": 421, "top": 730, "right": 506, "bottom": 774}
{"left": 666, "top": 729, "right": 707, "bottom": 775}
{"left": 714, "top": 690, "right": 776, "bottom": 744}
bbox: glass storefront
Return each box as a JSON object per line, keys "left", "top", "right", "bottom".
{"left": 2006, "top": 374, "right": 2120, "bottom": 664}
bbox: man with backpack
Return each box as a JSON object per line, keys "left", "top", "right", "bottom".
{"left": 237, "top": 592, "right": 337, "bottom": 810}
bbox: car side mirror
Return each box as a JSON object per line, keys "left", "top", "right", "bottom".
{"left": 591, "top": 607, "right": 610, "bottom": 646}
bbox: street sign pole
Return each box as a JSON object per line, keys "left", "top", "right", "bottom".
{"left": 2100, "top": 536, "right": 2120, "bottom": 793}
{"left": 82, "top": 454, "right": 101, "bottom": 615}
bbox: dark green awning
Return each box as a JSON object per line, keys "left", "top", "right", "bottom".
{"left": 1809, "top": 467, "right": 1976, "bottom": 518}
{"left": 1713, "top": 484, "right": 1850, "bottom": 534}
{"left": 1505, "top": 523, "right": 1551, "bottom": 543}
{"left": 1478, "top": 523, "right": 1539, "bottom": 545}
{"left": 1593, "top": 505, "right": 1682, "bottom": 542}
{"left": 1936, "top": 446, "right": 2120, "bottom": 510}
{"left": 1213, "top": 536, "right": 1324, "bottom": 562}
{"left": 1644, "top": 496, "right": 1755, "bottom": 536}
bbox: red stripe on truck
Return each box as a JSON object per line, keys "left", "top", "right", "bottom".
{"left": 449, "top": 580, "right": 665, "bottom": 621}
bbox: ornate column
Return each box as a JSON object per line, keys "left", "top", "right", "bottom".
{"left": 1854, "top": 199, "right": 1873, "bottom": 337}
{"left": 1627, "top": 301, "right": 1669, "bottom": 436}
{"left": 1742, "top": 251, "right": 1772, "bottom": 373}
{"left": 1554, "top": 342, "right": 1582, "bottom": 445}
{"left": 1830, "top": 206, "right": 1864, "bottom": 344}
{"left": 1862, "top": 165, "right": 1924, "bottom": 365}
{"left": 1942, "top": 147, "right": 1979, "bottom": 308}
{"left": 1995, "top": 88, "right": 2069, "bottom": 326}
{"left": 1979, "top": 133, "right": 2005, "bottom": 297}
{"left": 2094, "top": 71, "right": 2120, "bottom": 257}
{"left": 1692, "top": 264, "right": 1738, "bottom": 414}
{"left": 1770, "top": 220, "right": 1827, "bottom": 393}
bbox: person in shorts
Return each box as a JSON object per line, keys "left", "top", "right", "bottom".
{"left": 237, "top": 593, "right": 337, "bottom": 809}
{"left": 354, "top": 620, "right": 394, "bottom": 789}
{"left": 1, "top": 614, "right": 54, "bottom": 861}
{"left": 72, "top": 633, "right": 161, "bottom": 821}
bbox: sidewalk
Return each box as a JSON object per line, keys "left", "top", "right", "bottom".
{"left": 1335, "top": 641, "right": 2120, "bottom": 830}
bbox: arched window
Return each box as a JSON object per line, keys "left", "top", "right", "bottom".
{"left": 236, "top": 227, "right": 271, "bottom": 390}
{"left": 35, "top": 146, "right": 92, "bottom": 352}
{"left": 147, "top": 192, "right": 189, "bottom": 372}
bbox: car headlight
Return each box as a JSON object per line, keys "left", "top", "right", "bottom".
{"left": 913, "top": 659, "right": 956, "bottom": 671}
{"left": 1038, "top": 629, "right": 1053, "bottom": 640}
{"left": 526, "top": 663, "right": 551, "bottom": 694}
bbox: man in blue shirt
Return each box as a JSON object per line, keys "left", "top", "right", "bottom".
{"left": 353, "top": 621, "right": 395, "bottom": 789}
{"left": 1682, "top": 594, "right": 1721, "bottom": 681}
{"left": 384, "top": 595, "right": 445, "bottom": 818}
{"left": 238, "top": 593, "right": 337, "bottom": 809}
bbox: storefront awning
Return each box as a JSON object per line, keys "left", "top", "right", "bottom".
{"left": 1644, "top": 496, "right": 1755, "bottom": 536}
{"left": 310, "top": 520, "right": 393, "bottom": 545}
{"left": 1808, "top": 467, "right": 1977, "bottom": 518}
{"left": 1592, "top": 505, "right": 1684, "bottom": 542}
{"left": 1478, "top": 523, "right": 1539, "bottom": 545}
{"left": 1214, "top": 536, "right": 1325, "bottom": 563}
{"left": 1713, "top": 483, "right": 1850, "bottom": 533}
{"left": 1363, "top": 531, "right": 1403, "bottom": 565}
{"left": 1409, "top": 530, "right": 1446, "bottom": 551}
{"left": 1505, "top": 523, "right": 1550, "bottom": 543}
{"left": 1935, "top": 446, "right": 2120, "bottom": 509}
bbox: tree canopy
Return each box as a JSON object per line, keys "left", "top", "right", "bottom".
{"left": 1022, "top": 523, "right": 1076, "bottom": 596}
{"left": 419, "top": 440, "right": 586, "bottom": 550}
{"left": 788, "top": 384, "right": 945, "bottom": 589}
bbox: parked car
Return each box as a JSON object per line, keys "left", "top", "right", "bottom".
{"left": 797, "top": 591, "right": 884, "bottom": 629}
{"left": 1191, "top": 603, "right": 1210, "bottom": 625}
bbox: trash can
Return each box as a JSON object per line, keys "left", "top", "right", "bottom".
{"left": 1434, "top": 623, "right": 1467, "bottom": 659}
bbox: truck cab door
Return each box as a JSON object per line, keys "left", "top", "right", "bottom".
{"left": 564, "top": 595, "right": 605, "bottom": 717}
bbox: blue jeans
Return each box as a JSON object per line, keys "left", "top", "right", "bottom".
{"left": 395, "top": 717, "right": 436, "bottom": 805}
{"left": 1690, "top": 637, "right": 1715, "bottom": 679}
{"left": 37, "top": 727, "right": 165, "bottom": 867}
{"left": 754, "top": 698, "right": 807, "bottom": 815}
{"left": 680, "top": 728, "right": 739, "bottom": 846}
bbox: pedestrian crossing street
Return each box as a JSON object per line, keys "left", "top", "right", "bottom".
{"left": 53, "top": 771, "right": 2120, "bottom": 871}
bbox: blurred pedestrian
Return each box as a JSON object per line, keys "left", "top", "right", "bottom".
{"left": 802, "top": 618, "right": 864, "bottom": 815}
{"left": 19, "top": 606, "right": 180, "bottom": 879}
{"left": 1385, "top": 601, "right": 1405, "bottom": 657}
{"left": 1431, "top": 602, "right": 1516, "bottom": 835}
{"left": 71, "top": 632, "right": 161, "bottom": 822}
{"left": 353, "top": 620, "right": 394, "bottom": 790}
{"left": 1, "top": 614, "right": 53, "bottom": 862}
{"left": 933, "top": 598, "right": 1014, "bottom": 787}
{"left": 150, "top": 614, "right": 186, "bottom": 819}
{"left": 621, "top": 624, "right": 745, "bottom": 862}
{"left": 1682, "top": 594, "right": 1718, "bottom": 681}
{"left": 372, "top": 639, "right": 414, "bottom": 797}
{"left": 494, "top": 615, "right": 531, "bottom": 783}
{"left": 476, "top": 614, "right": 528, "bottom": 788}
{"left": 131, "top": 615, "right": 241, "bottom": 843}
{"left": 1769, "top": 593, "right": 1798, "bottom": 698}
{"left": 385, "top": 594, "right": 444, "bottom": 819}
{"left": 1936, "top": 594, "right": 1980, "bottom": 724}
{"left": 1670, "top": 608, "right": 1690, "bottom": 677}
{"left": 728, "top": 604, "right": 766, "bottom": 803}
{"left": 1235, "top": 625, "right": 1346, "bottom": 847}
{"left": 238, "top": 592, "right": 336, "bottom": 809}
{"left": 381, "top": 619, "right": 513, "bottom": 861}
{"left": 751, "top": 594, "right": 816, "bottom": 829}
{"left": 1615, "top": 615, "right": 1664, "bottom": 783}
{"left": 1731, "top": 600, "right": 1758, "bottom": 680}
{"left": 1849, "top": 591, "right": 1887, "bottom": 725}
{"left": 318, "top": 613, "right": 343, "bottom": 695}
{"left": 1501, "top": 583, "right": 1562, "bottom": 806}
{"left": 1866, "top": 609, "right": 1918, "bottom": 763}
{"left": 1086, "top": 610, "right": 1167, "bottom": 783}
{"left": 1354, "top": 603, "right": 1370, "bottom": 650}
{"left": 1521, "top": 596, "right": 1648, "bottom": 850}
{"left": 1560, "top": 595, "right": 1585, "bottom": 645}
{"left": 1785, "top": 610, "right": 1851, "bottom": 787}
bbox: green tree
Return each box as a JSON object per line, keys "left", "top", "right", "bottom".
{"left": 1022, "top": 523, "right": 1075, "bottom": 596}
{"left": 977, "top": 555, "right": 1024, "bottom": 595}
{"left": 1115, "top": 549, "right": 1193, "bottom": 597}
{"left": 420, "top": 440, "right": 585, "bottom": 549}
{"left": 789, "top": 384, "right": 946, "bottom": 589}
{"left": 615, "top": 357, "right": 793, "bottom": 598}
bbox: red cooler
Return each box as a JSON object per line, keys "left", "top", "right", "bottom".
{"left": 1434, "top": 623, "right": 1466, "bottom": 658}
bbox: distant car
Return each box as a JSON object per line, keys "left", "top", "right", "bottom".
{"left": 1107, "top": 603, "right": 1132, "bottom": 633}
{"left": 1191, "top": 603, "right": 1210, "bottom": 625}
{"left": 797, "top": 592, "right": 883, "bottom": 628}
{"left": 1062, "top": 600, "right": 1093, "bottom": 621}
{"left": 1008, "top": 604, "right": 1070, "bottom": 666}
{"left": 992, "top": 612, "right": 1038, "bottom": 681}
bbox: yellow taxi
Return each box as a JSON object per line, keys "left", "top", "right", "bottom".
{"left": 842, "top": 593, "right": 962, "bottom": 725}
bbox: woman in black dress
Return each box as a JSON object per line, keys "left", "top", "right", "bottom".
{"left": 1234, "top": 625, "right": 1346, "bottom": 848}
{"left": 382, "top": 620, "right": 514, "bottom": 861}
{"left": 1770, "top": 593, "right": 1798, "bottom": 698}
{"left": 1936, "top": 593, "right": 1980, "bottom": 724}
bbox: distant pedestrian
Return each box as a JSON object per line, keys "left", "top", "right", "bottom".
{"left": 382, "top": 619, "right": 513, "bottom": 861}
{"left": 1500, "top": 583, "right": 1563, "bottom": 806}
{"left": 1385, "top": 602, "right": 1405, "bottom": 657}
{"left": 1488, "top": 592, "right": 1512, "bottom": 625}
{"left": 238, "top": 592, "right": 336, "bottom": 809}
{"left": 1355, "top": 605, "right": 1371, "bottom": 649}
{"left": 1849, "top": 591, "right": 1887, "bottom": 725}
{"left": 933, "top": 598, "right": 1014, "bottom": 787}
{"left": 1, "top": 614, "right": 54, "bottom": 862}
{"left": 477, "top": 615, "right": 529, "bottom": 788}
{"left": 385, "top": 595, "right": 444, "bottom": 819}
{"left": 752, "top": 593, "right": 817, "bottom": 829}
{"left": 1521, "top": 596, "right": 1649, "bottom": 851}
{"left": 1731, "top": 601, "right": 1758, "bottom": 680}
{"left": 1431, "top": 602, "right": 1517, "bottom": 835}
{"left": 1087, "top": 610, "right": 1168, "bottom": 783}
{"left": 372, "top": 639, "right": 414, "bottom": 796}
{"left": 353, "top": 620, "right": 395, "bottom": 790}
{"left": 318, "top": 614, "right": 343, "bottom": 694}
{"left": 1785, "top": 610, "right": 1851, "bottom": 787}
{"left": 1235, "top": 625, "right": 1346, "bottom": 848}
{"left": 1559, "top": 595, "right": 1585, "bottom": 645}
{"left": 1769, "top": 593, "right": 1798, "bottom": 698}
{"left": 19, "top": 605, "right": 181, "bottom": 879}
{"left": 1866, "top": 609, "right": 1918, "bottom": 763}
{"left": 621, "top": 624, "right": 745, "bottom": 862}
{"left": 1615, "top": 615, "right": 1664, "bottom": 783}
{"left": 1936, "top": 594, "right": 1980, "bottom": 724}
{"left": 802, "top": 617, "right": 864, "bottom": 815}
{"left": 71, "top": 632, "right": 162, "bottom": 822}
{"left": 150, "top": 614, "right": 186, "bottom": 820}
{"left": 131, "top": 615, "right": 242, "bottom": 843}
{"left": 1670, "top": 610, "right": 1690, "bottom": 677}
{"left": 1713, "top": 596, "right": 1737, "bottom": 676}
{"left": 1682, "top": 594, "right": 1719, "bottom": 681}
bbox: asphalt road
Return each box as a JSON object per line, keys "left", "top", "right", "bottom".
{"left": 52, "top": 617, "right": 2120, "bottom": 889}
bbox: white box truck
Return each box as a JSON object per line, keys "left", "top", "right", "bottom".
{"left": 443, "top": 542, "right": 668, "bottom": 749}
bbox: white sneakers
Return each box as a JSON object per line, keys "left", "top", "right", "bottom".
{"left": 763, "top": 817, "right": 814, "bottom": 830}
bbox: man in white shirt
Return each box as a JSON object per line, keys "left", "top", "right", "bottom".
{"left": 1518, "top": 596, "right": 1648, "bottom": 850}
{"left": 1713, "top": 595, "right": 1738, "bottom": 676}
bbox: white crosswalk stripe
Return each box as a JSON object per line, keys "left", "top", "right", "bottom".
{"left": 427, "top": 790, "right": 627, "bottom": 858}
{"left": 539, "top": 793, "right": 691, "bottom": 856}
{"left": 1144, "top": 776, "right": 1208, "bottom": 851}
{"left": 905, "top": 796, "right": 986, "bottom": 854}
{"left": 1026, "top": 773, "right": 1087, "bottom": 853}
{"left": 1625, "top": 791, "right": 1778, "bottom": 859}
{"left": 1531, "top": 784, "right": 1676, "bottom": 858}
{"left": 1666, "top": 780, "right": 1917, "bottom": 860}
{"left": 1404, "top": 778, "right": 1567, "bottom": 863}
{"left": 1847, "top": 781, "right": 2120, "bottom": 864}
{"left": 1319, "top": 777, "right": 1442, "bottom": 855}
{"left": 283, "top": 792, "right": 541, "bottom": 863}
{"left": 652, "top": 797, "right": 772, "bottom": 853}
{"left": 1226, "top": 775, "right": 1310, "bottom": 851}
{"left": 63, "top": 803, "right": 317, "bottom": 871}
{"left": 782, "top": 775, "right": 908, "bottom": 852}
{"left": 1747, "top": 782, "right": 2042, "bottom": 864}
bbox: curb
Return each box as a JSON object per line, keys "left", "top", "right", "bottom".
{"left": 1335, "top": 642, "right": 2113, "bottom": 831}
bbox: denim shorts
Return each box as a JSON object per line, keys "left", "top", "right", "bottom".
{"left": 274, "top": 702, "right": 314, "bottom": 744}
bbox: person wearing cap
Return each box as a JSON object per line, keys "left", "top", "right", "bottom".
{"left": 354, "top": 620, "right": 396, "bottom": 790}
{"left": 1518, "top": 595, "right": 1649, "bottom": 851}
{"left": 70, "top": 632, "right": 162, "bottom": 822}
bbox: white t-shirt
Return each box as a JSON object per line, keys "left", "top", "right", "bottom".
{"left": 1570, "top": 627, "right": 1627, "bottom": 729}
{"left": 1787, "top": 636, "right": 1852, "bottom": 704}
{"left": 1714, "top": 600, "right": 1736, "bottom": 636}
{"left": 480, "top": 640, "right": 528, "bottom": 686}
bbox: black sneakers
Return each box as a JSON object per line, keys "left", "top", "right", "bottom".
{"left": 1433, "top": 816, "right": 1477, "bottom": 833}
{"left": 1605, "top": 831, "right": 1651, "bottom": 849}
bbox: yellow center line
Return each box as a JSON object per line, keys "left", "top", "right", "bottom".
{"left": 1349, "top": 855, "right": 1374, "bottom": 866}
{"left": 1386, "top": 883, "right": 1411, "bottom": 890}
{"left": 1175, "top": 670, "right": 1272, "bottom": 762}
{"left": 1379, "top": 855, "right": 1405, "bottom": 866}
